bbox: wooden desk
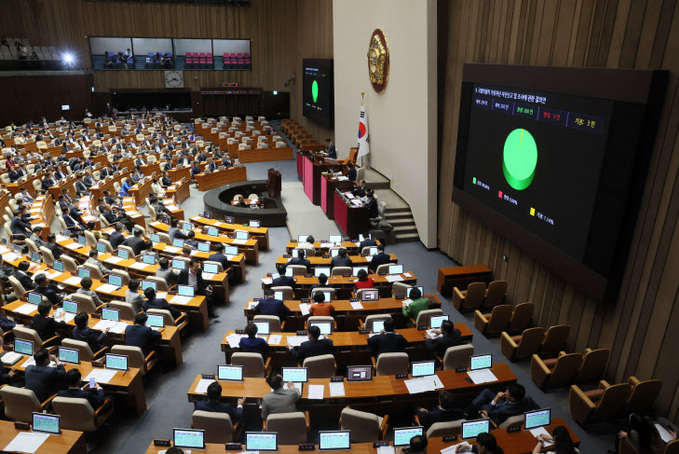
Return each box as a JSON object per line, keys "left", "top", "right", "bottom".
{"left": 195, "top": 166, "right": 248, "bottom": 191}
{"left": 275, "top": 253, "right": 397, "bottom": 268}
{"left": 237, "top": 145, "right": 293, "bottom": 163}
{"left": 322, "top": 174, "right": 355, "bottom": 219}
{"left": 166, "top": 179, "right": 190, "bottom": 204}
{"left": 144, "top": 418, "right": 579, "bottom": 454}
{"left": 285, "top": 240, "right": 381, "bottom": 255}
{"left": 129, "top": 177, "right": 153, "bottom": 206}
{"left": 261, "top": 273, "right": 418, "bottom": 300}
{"left": 190, "top": 216, "right": 270, "bottom": 250}
{"left": 139, "top": 162, "right": 161, "bottom": 177}
{"left": 437, "top": 265, "right": 494, "bottom": 296}
{"left": 0, "top": 420, "right": 86, "bottom": 454}
{"left": 167, "top": 166, "right": 191, "bottom": 183}
{"left": 334, "top": 191, "right": 369, "bottom": 240}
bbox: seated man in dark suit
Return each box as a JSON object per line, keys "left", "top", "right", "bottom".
{"left": 255, "top": 288, "right": 293, "bottom": 319}
{"left": 465, "top": 383, "right": 535, "bottom": 425}
{"left": 367, "top": 318, "right": 407, "bottom": 358}
{"left": 352, "top": 179, "right": 367, "bottom": 198}
{"left": 272, "top": 264, "right": 296, "bottom": 288}
{"left": 365, "top": 191, "right": 379, "bottom": 219}
{"left": 239, "top": 322, "right": 269, "bottom": 356}
{"left": 34, "top": 273, "right": 64, "bottom": 306}
{"left": 178, "top": 258, "right": 218, "bottom": 318}
{"left": 359, "top": 234, "right": 378, "bottom": 250}
{"left": 286, "top": 249, "right": 311, "bottom": 272}
{"left": 25, "top": 348, "right": 66, "bottom": 403}
{"left": 10, "top": 211, "right": 32, "bottom": 237}
{"left": 346, "top": 162, "right": 357, "bottom": 182}
{"left": 121, "top": 228, "right": 146, "bottom": 256}
{"left": 416, "top": 390, "right": 466, "bottom": 431}
{"left": 425, "top": 320, "right": 462, "bottom": 359}
{"left": 58, "top": 368, "right": 107, "bottom": 410}
{"left": 44, "top": 234, "right": 62, "bottom": 260}
{"left": 74, "top": 175, "right": 90, "bottom": 196}
{"left": 109, "top": 223, "right": 126, "bottom": 250}
{"left": 196, "top": 381, "right": 244, "bottom": 423}
{"left": 142, "top": 287, "right": 182, "bottom": 320}
{"left": 368, "top": 244, "right": 392, "bottom": 273}
{"left": 330, "top": 248, "right": 352, "bottom": 268}
{"left": 62, "top": 206, "right": 86, "bottom": 235}
{"left": 288, "top": 325, "right": 333, "bottom": 365}
{"left": 31, "top": 301, "right": 66, "bottom": 341}
{"left": 208, "top": 244, "right": 231, "bottom": 271}
{"left": 125, "top": 313, "right": 162, "bottom": 356}
{"left": 13, "top": 261, "right": 36, "bottom": 291}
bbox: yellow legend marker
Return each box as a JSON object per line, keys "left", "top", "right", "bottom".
{"left": 530, "top": 207, "right": 536, "bottom": 216}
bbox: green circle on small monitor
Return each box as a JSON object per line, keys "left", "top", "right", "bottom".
{"left": 503, "top": 128, "right": 537, "bottom": 191}
{"left": 312, "top": 80, "right": 319, "bottom": 103}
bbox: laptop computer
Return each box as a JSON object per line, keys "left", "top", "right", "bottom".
{"left": 177, "top": 285, "right": 195, "bottom": 297}
{"left": 318, "top": 431, "right": 351, "bottom": 451}
{"left": 360, "top": 289, "right": 379, "bottom": 302}
{"left": 308, "top": 321, "right": 332, "bottom": 336}
{"left": 470, "top": 354, "right": 492, "bottom": 371}
{"left": 461, "top": 418, "right": 491, "bottom": 440}
{"left": 388, "top": 264, "right": 404, "bottom": 275}
{"left": 101, "top": 307, "right": 120, "bottom": 322}
{"left": 105, "top": 353, "right": 128, "bottom": 371}
{"left": 393, "top": 427, "right": 423, "bottom": 446}
{"left": 253, "top": 321, "right": 271, "bottom": 335}
{"left": 173, "top": 428, "right": 205, "bottom": 449}
{"left": 315, "top": 267, "right": 331, "bottom": 277}
{"left": 525, "top": 408, "right": 551, "bottom": 430}
{"left": 146, "top": 314, "right": 165, "bottom": 328}
{"left": 32, "top": 413, "right": 60, "bottom": 434}
{"left": 411, "top": 360, "right": 436, "bottom": 378}
{"left": 346, "top": 365, "right": 372, "bottom": 382}
{"left": 218, "top": 364, "right": 243, "bottom": 381}
{"left": 245, "top": 432, "right": 278, "bottom": 451}
{"left": 58, "top": 347, "right": 79, "bottom": 365}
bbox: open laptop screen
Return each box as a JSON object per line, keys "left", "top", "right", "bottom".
{"left": 218, "top": 365, "right": 243, "bottom": 381}
{"left": 281, "top": 367, "right": 308, "bottom": 383}
{"left": 393, "top": 426, "right": 423, "bottom": 446}
{"left": 319, "top": 431, "right": 351, "bottom": 451}
{"left": 525, "top": 408, "right": 551, "bottom": 430}
{"left": 347, "top": 365, "right": 372, "bottom": 382}
{"left": 470, "top": 354, "right": 492, "bottom": 371}
{"left": 32, "top": 413, "right": 60, "bottom": 434}
{"left": 461, "top": 419, "right": 491, "bottom": 440}
{"left": 246, "top": 432, "right": 278, "bottom": 451}
{"left": 411, "top": 360, "right": 436, "bottom": 378}
{"left": 173, "top": 428, "right": 205, "bottom": 449}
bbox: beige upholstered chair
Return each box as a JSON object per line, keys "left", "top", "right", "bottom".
{"left": 192, "top": 410, "right": 239, "bottom": 443}
{"left": 441, "top": 344, "right": 475, "bottom": 370}
{"left": 426, "top": 419, "right": 465, "bottom": 438}
{"left": 231, "top": 352, "right": 270, "bottom": 378}
{"left": 0, "top": 387, "right": 52, "bottom": 422}
{"left": 360, "top": 314, "right": 392, "bottom": 332}
{"left": 271, "top": 286, "right": 294, "bottom": 300}
{"left": 575, "top": 348, "right": 610, "bottom": 384}
{"left": 474, "top": 304, "right": 513, "bottom": 337}
{"left": 264, "top": 412, "right": 309, "bottom": 444}
{"left": 286, "top": 264, "right": 307, "bottom": 276}
{"left": 539, "top": 325, "right": 571, "bottom": 357}
{"left": 391, "top": 282, "right": 410, "bottom": 298}
{"left": 374, "top": 352, "right": 409, "bottom": 376}
{"left": 501, "top": 327, "right": 546, "bottom": 361}
{"left": 70, "top": 293, "right": 100, "bottom": 314}
{"left": 481, "top": 280, "right": 508, "bottom": 310}
{"left": 569, "top": 380, "right": 632, "bottom": 426}
{"left": 531, "top": 352, "right": 583, "bottom": 389}
{"left": 110, "top": 301, "right": 137, "bottom": 320}
{"left": 111, "top": 345, "right": 157, "bottom": 376}
{"left": 303, "top": 354, "right": 336, "bottom": 378}
{"left": 310, "top": 287, "right": 335, "bottom": 299}
{"left": 506, "top": 302, "right": 534, "bottom": 334}
{"left": 62, "top": 338, "right": 107, "bottom": 361}
{"left": 51, "top": 396, "right": 113, "bottom": 431}
{"left": 624, "top": 376, "right": 662, "bottom": 415}
{"left": 413, "top": 308, "right": 443, "bottom": 329}
{"left": 453, "top": 282, "right": 486, "bottom": 312}
{"left": 331, "top": 266, "right": 351, "bottom": 276}
{"left": 253, "top": 315, "right": 283, "bottom": 332}
{"left": 14, "top": 325, "right": 60, "bottom": 350}
{"left": 339, "top": 407, "right": 389, "bottom": 442}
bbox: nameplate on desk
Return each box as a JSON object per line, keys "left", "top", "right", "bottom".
{"left": 395, "top": 296, "right": 404, "bottom": 300}
{"left": 342, "top": 273, "right": 350, "bottom": 277}
{"left": 235, "top": 330, "right": 245, "bottom": 334}
{"left": 330, "top": 376, "right": 344, "bottom": 382}
{"left": 291, "top": 240, "right": 298, "bottom": 243}
{"left": 349, "top": 298, "right": 358, "bottom": 302}
{"left": 443, "top": 435, "right": 458, "bottom": 441}
{"left": 396, "top": 374, "right": 408, "bottom": 379}
{"left": 455, "top": 367, "right": 468, "bottom": 373}
{"left": 301, "top": 299, "right": 310, "bottom": 303}
{"left": 14, "top": 421, "right": 30, "bottom": 430}
{"left": 378, "top": 271, "right": 387, "bottom": 276}
{"left": 298, "top": 443, "right": 315, "bottom": 451}
{"left": 359, "top": 329, "right": 369, "bottom": 334}
{"left": 304, "top": 274, "right": 312, "bottom": 278}
{"left": 202, "top": 374, "right": 215, "bottom": 380}
{"left": 373, "top": 441, "right": 389, "bottom": 448}
{"left": 154, "top": 439, "right": 172, "bottom": 447}
{"left": 506, "top": 426, "right": 521, "bottom": 433}
{"left": 283, "top": 254, "right": 290, "bottom": 258}
{"left": 417, "top": 326, "right": 428, "bottom": 330}
{"left": 92, "top": 360, "right": 105, "bottom": 368}
{"left": 225, "top": 443, "right": 243, "bottom": 450}
{"left": 297, "top": 330, "right": 307, "bottom": 335}
{"left": 253, "top": 298, "right": 262, "bottom": 302}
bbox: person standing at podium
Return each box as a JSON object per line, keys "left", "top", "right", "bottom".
{"left": 326, "top": 138, "right": 336, "bottom": 159}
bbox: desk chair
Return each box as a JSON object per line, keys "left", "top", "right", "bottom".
{"left": 373, "top": 352, "right": 409, "bottom": 376}
{"left": 425, "top": 419, "right": 466, "bottom": 438}
{"left": 474, "top": 304, "right": 512, "bottom": 337}
{"left": 501, "top": 327, "right": 545, "bottom": 361}
{"left": 531, "top": 352, "right": 583, "bottom": 389}
{"left": 287, "top": 265, "right": 307, "bottom": 276}
{"left": 145, "top": 276, "right": 169, "bottom": 292}
{"left": 339, "top": 406, "right": 389, "bottom": 442}
{"left": 360, "top": 314, "right": 392, "bottom": 332}
{"left": 539, "top": 324, "right": 571, "bottom": 358}
{"left": 569, "top": 380, "right": 632, "bottom": 426}
{"left": 0, "top": 386, "right": 55, "bottom": 423}
{"left": 575, "top": 348, "right": 610, "bottom": 384}
{"left": 82, "top": 263, "right": 105, "bottom": 281}
{"left": 264, "top": 411, "right": 309, "bottom": 444}
{"left": 271, "top": 286, "right": 294, "bottom": 300}
{"left": 253, "top": 315, "right": 284, "bottom": 332}
{"left": 331, "top": 266, "right": 351, "bottom": 276}
{"left": 60, "top": 255, "right": 79, "bottom": 274}
{"left": 109, "top": 301, "right": 137, "bottom": 321}
{"left": 453, "top": 282, "right": 486, "bottom": 312}
{"left": 374, "top": 264, "right": 391, "bottom": 275}
{"left": 192, "top": 410, "right": 240, "bottom": 443}
{"left": 310, "top": 287, "right": 336, "bottom": 299}
{"left": 70, "top": 294, "right": 102, "bottom": 314}
{"left": 203, "top": 261, "right": 224, "bottom": 274}
{"left": 303, "top": 354, "right": 336, "bottom": 378}
{"left": 624, "top": 376, "right": 662, "bottom": 415}
{"left": 391, "top": 282, "right": 410, "bottom": 299}
{"left": 506, "top": 302, "right": 534, "bottom": 334}
{"left": 84, "top": 231, "right": 98, "bottom": 248}
{"left": 7, "top": 275, "right": 27, "bottom": 301}
{"left": 61, "top": 338, "right": 107, "bottom": 361}
{"left": 231, "top": 352, "right": 271, "bottom": 378}
{"left": 480, "top": 280, "right": 507, "bottom": 310}
{"left": 412, "top": 309, "right": 443, "bottom": 329}
{"left": 25, "top": 238, "right": 39, "bottom": 255}
{"left": 306, "top": 316, "right": 336, "bottom": 330}
{"left": 111, "top": 345, "right": 157, "bottom": 376}
{"left": 14, "top": 326, "right": 60, "bottom": 351}
{"left": 440, "top": 344, "right": 474, "bottom": 370}
{"left": 117, "top": 245, "right": 135, "bottom": 259}
{"left": 147, "top": 308, "right": 187, "bottom": 332}
{"left": 52, "top": 396, "right": 113, "bottom": 432}
{"left": 355, "top": 288, "right": 377, "bottom": 300}
{"left": 110, "top": 269, "right": 131, "bottom": 286}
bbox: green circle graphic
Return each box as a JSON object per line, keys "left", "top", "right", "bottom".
{"left": 502, "top": 128, "right": 537, "bottom": 191}
{"left": 312, "top": 80, "right": 319, "bottom": 103}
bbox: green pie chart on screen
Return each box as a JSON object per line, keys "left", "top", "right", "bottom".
{"left": 312, "top": 80, "right": 319, "bottom": 103}
{"left": 503, "top": 128, "right": 538, "bottom": 191}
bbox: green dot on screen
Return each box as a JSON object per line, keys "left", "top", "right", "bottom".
{"left": 503, "top": 128, "right": 537, "bottom": 191}
{"left": 312, "top": 80, "right": 319, "bottom": 103}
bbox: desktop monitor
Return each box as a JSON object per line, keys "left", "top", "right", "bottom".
{"left": 58, "top": 347, "right": 79, "bottom": 365}
{"left": 172, "top": 239, "right": 185, "bottom": 248}
{"left": 77, "top": 235, "right": 87, "bottom": 245}
{"left": 352, "top": 266, "right": 369, "bottom": 276}
{"left": 461, "top": 419, "right": 491, "bottom": 440}
{"left": 181, "top": 222, "right": 193, "bottom": 232}
{"left": 328, "top": 235, "right": 342, "bottom": 244}
{"left": 309, "top": 321, "right": 332, "bottom": 335}
{"left": 218, "top": 364, "right": 243, "bottom": 381}
{"left": 198, "top": 242, "right": 210, "bottom": 252}
{"left": 203, "top": 263, "right": 219, "bottom": 274}
{"left": 274, "top": 291, "right": 284, "bottom": 301}
{"left": 297, "top": 235, "right": 309, "bottom": 243}
{"left": 319, "top": 431, "right": 351, "bottom": 451}
{"left": 63, "top": 300, "right": 78, "bottom": 314}
{"left": 142, "top": 254, "right": 156, "bottom": 265}
{"left": 146, "top": 314, "right": 164, "bottom": 328}
{"left": 393, "top": 427, "right": 424, "bottom": 446}
{"left": 407, "top": 286, "right": 424, "bottom": 299}
{"left": 78, "top": 268, "right": 91, "bottom": 279}
{"left": 53, "top": 260, "right": 64, "bottom": 272}
{"left": 27, "top": 292, "right": 42, "bottom": 305}
{"left": 360, "top": 289, "right": 379, "bottom": 302}
{"left": 102, "top": 307, "right": 120, "bottom": 322}
{"left": 172, "top": 259, "right": 187, "bottom": 270}
{"left": 32, "top": 413, "right": 60, "bottom": 435}
{"left": 30, "top": 252, "right": 41, "bottom": 264}
{"left": 14, "top": 339, "right": 34, "bottom": 356}
{"left": 388, "top": 264, "right": 404, "bottom": 275}
{"left": 224, "top": 216, "right": 234, "bottom": 224}
{"left": 281, "top": 367, "right": 308, "bottom": 383}
{"left": 142, "top": 280, "right": 157, "bottom": 292}
{"left": 411, "top": 360, "right": 436, "bottom": 378}
{"left": 225, "top": 246, "right": 239, "bottom": 255}
{"left": 430, "top": 315, "right": 449, "bottom": 329}
{"left": 371, "top": 320, "right": 386, "bottom": 333}
{"left": 246, "top": 432, "right": 278, "bottom": 451}
{"left": 108, "top": 274, "right": 123, "bottom": 287}
{"left": 207, "top": 227, "right": 219, "bottom": 237}
{"left": 330, "top": 249, "right": 340, "bottom": 257}
{"left": 346, "top": 365, "right": 372, "bottom": 382}
{"left": 118, "top": 249, "right": 129, "bottom": 259}
{"left": 236, "top": 231, "right": 249, "bottom": 240}
{"left": 249, "top": 220, "right": 261, "bottom": 228}
{"left": 173, "top": 428, "right": 205, "bottom": 450}
{"left": 470, "top": 354, "right": 492, "bottom": 371}
{"left": 150, "top": 233, "right": 161, "bottom": 244}
{"left": 315, "top": 267, "right": 331, "bottom": 278}
{"left": 524, "top": 408, "right": 551, "bottom": 430}
{"left": 96, "top": 242, "right": 107, "bottom": 253}
{"left": 178, "top": 285, "right": 195, "bottom": 297}
{"left": 253, "top": 321, "right": 271, "bottom": 335}
{"left": 105, "top": 353, "right": 128, "bottom": 371}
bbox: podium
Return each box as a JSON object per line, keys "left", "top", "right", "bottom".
{"left": 267, "top": 168, "right": 281, "bottom": 198}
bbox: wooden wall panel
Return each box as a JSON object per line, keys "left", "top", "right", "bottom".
{"left": 0, "top": 0, "right": 333, "bottom": 141}
{"left": 438, "top": 0, "right": 679, "bottom": 421}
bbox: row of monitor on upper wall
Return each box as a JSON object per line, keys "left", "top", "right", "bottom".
{"left": 89, "top": 37, "right": 251, "bottom": 71}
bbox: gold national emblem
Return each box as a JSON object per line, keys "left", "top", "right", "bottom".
{"left": 367, "top": 29, "right": 389, "bottom": 93}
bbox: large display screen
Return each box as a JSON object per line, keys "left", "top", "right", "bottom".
{"left": 453, "top": 64, "right": 667, "bottom": 302}
{"left": 303, "top": 59, "right": 334, "bottom": 127}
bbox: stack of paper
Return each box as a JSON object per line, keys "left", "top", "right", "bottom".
{"left": 286, "top": 336, "right": 307, "bottom": 347}
{"left": 96, "top": 284, "right": 119, "bottom": 293}
{"left": 329, "top": 382, "right": 345, "bottom": 397}
{"left": 261, "top": 277, "right": 273, "bottom": 285}
{"left": 299, "top": 303, "right": 312, "bottom": 315}
{"left": 164, "top": 246, "right": 181, "bottom": 253}
{"left": 385, "top": 275, "right": 404, "bottom": 283}
{"left": 65, "top": 243, "right": 83, "bottom": 250}
{"left": 202, "top": 273, "right": 215, "bottom": 280}
{"left": 442, "top": 442, "right": 470, "bottom": 454}
{"left": 404, "top": 375, "right": 444, "bottom": 394}
{"left": 3, "top": 431, "right": 51, "bottom": 453}
{"left": 268, "top": 334, "right": 283, "bottom": 345}
{"left": 105, "top": 256, "right": 125, "bottom": 264}
{"left": 2, "top": 252, "right": 21, "bottom": 262}
{"left": 85, "top": 369, "right": 118, "bottom": 384}
{"left": 129, "top": 262, "right": 147, "bottom": 270}
{"left": 528, "top": 428, "right": 554, "bottom": 447}
{"left": 14, "top": 303, "right": 38, "bottom": 315}
{"left": 377, "top": 446, "right": 396, "bottom": 454}
{"left": 403, "top": 272, "right": 413, "bottom": 278}
{"left": 226, "top": 334, "right": 246, "bottom": 348}
{"left": 364, "top": 256, "right": 373, "bottom": 262}
{"left": 248, "top": 301, "right": 259, "bottom": 310}
{"left": 170, "top": 295, "right": 192, "bottom": 305}
{"left": 467, "top": 369, "right": 498, "bottom": 384}
{"left": 402, "top": 299, "right": 413, "bottom": 307}
{"left": 226, "top": 255, "right": 236, "bottom": 260}
{"left": 307, "top": 384, "right": 325, "bottom": 399}
{"left": 64, "top": 276, "right": 82, "bottom": 286}
{"left": 47, "top": 271, "right": 62, "bottom": 280}
{"left": 195, "top": 378, "right": 214, "bottom": 394}
{"left": 232, "top": 239, "right": 248, "bottom": 245}
{"left": 350, "top": 301, "right": 364, "bottom": 309}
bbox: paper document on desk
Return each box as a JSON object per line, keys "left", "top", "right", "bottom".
{"left": 656, "top": 424, "right": 675, "bottom": 443}
{"left": 467, "top": 369, "right": 498, "bottom": 384}
{"left": 96, "top": 284, "right": 119, "bottom": 293}
{"left": 56, "top": 235, "right": 70, "bottom": 243}
{"left": 286, "top": 336, "right": 307, "bottom": 347}
{"left": 0, "top": 246, "right": 9, "bottom": 254}
{"left": 401, "top": 299, "right": 413, "bottom": 307}
{"left": 426, "top": 329, "right": 441, "bottom": 339}
{"left": 164, "top": 246, "right": 181, "bottom": 253}
{"left": 110, "top": 322, "right": 128, "bottom": 334}
{"left": 232, "top": 239, "right": 248, "bottom": 245}
{"left": 226, "top": 334, "right": 246, "bottom": 349}
{"left": 22, "top": 357, "right": 55, "bottom": 369}
{"left": 226, "top": 254, "right": 236, "bottom": 261}
{"left": 364, "top": 256, "right": 373, "bottom": 262}
{"left": 337, "top": 176, "right": 349, "bottom": 181}
{"left": 195, "top": 378, "right": 214, "bottom": 394}
{"left": 529, "top": 427, "right": 554, "bottom": 447}
{"left": 94, "top": 320, "right": 116, "bottom": 331}
{"left": 104, "top": 256, "right": 125, "bottom": 264}
{"left": 248, "top": 301, "right": 259, "bottom": 310}
{"left": 377, "top": 446, "right": 396, "bottom": 454}
{"left": 64, "top": 276, "right": 82, "bottom": 286}
{"left": 170, "top": 295, "right": 192, "bottom": 305}
{"left": 441, "top": 442, "right": 470, "bottom": 454}
{"left": 261, "top": 278, "right": 273, "bottom": 285}
{"left": 2, "top": 252, "right": 20, "bottom": 262}
{"left": 307, "top": 384, "right": 324, "bottom": 400}
{"left": 404, "top": 377, "right": 436, "bottom": 394}
{"left": 47, "top": 271, "right": 62, "bottom": 280}
{"left": 385, "top": 275, "right": 404, "bottom": 283}
{"left": 329, "top": 382, "right": 345, "bottom": 397}
{"left": 65, "top": 242, "right": 82, "bottom": 250}
{"left": 350, "top": 301, "right": 364, "bottom": 310}
{"left": 14, "top": 303, "right": 38, "bottom": 315}
{"left": 129, "top": 262, "right": 147, "bottom": 270}
{"left": 268, "top": 334, "right": 283, "bottom": 345}
{"left": 85, "top": 369, "right": 118, "bottom": 384}
{"left": 299, "top": 303, "right": 312, "bottom": 316}
{"left": 63, "top": 312, "right": 76, "bottom": 323}
{"left": 345, "top": 192, "right": 355, "bottom": 199}
{"left": 202, "top": 272, "right": 215, "bottom": 280}
{"left": 3, "top": 431, "right": 51, "bottom": 453}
